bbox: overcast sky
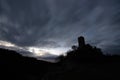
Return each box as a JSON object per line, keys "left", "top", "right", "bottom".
{"left": 0, "top": 0, "right": 120, "bottom": 56}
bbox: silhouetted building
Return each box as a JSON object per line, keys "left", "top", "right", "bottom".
{"left": 78, "top": 36, "right": 85, "bottom": 47}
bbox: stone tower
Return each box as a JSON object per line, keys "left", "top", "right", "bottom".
{"left": 78, "top": 36, "right": 85, "bottom": 47}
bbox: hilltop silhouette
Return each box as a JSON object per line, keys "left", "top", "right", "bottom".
{"left": 63, "top": 36, "right": 103, "bottom": 60}
{"left": 0, "top": 48, "right": 54, "bottom": 80}
{"left": 0, "top": 36, "right": 120, "bottom": 80}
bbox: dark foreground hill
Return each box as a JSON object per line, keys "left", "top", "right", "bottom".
{"left": 0, "top": 36, "right": 120, "bottom": 80}
{"left": 0, "top": 48, "right": 54, "bottom": 80}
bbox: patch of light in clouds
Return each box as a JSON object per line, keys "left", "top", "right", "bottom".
{"left": 0, "top": 40, "right": 69, "bottom": 57}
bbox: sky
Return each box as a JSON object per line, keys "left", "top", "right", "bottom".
{"left": 0, "top": 0, "right": 120, "bottom": 58}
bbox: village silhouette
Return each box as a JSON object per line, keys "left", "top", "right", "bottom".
{"left": 0, "top": 36, "right": 120, "bottom": 80}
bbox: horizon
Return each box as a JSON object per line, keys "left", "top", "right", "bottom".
{"left": 0, "top": 0, "right": 120, "bottom": 58}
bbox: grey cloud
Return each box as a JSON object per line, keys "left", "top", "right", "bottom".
{"left": 0, "top": 0, "right": 120, "bottom": 55}
{"left": 0, "top": 0, "right": 52, "bottom": 47}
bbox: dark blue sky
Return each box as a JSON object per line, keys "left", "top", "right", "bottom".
{"left": 0, "top": 0, "right": 120, "bottom": 56}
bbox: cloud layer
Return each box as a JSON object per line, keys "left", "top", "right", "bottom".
{"left": 0, "top": 0, "right": 120, "bottom": 55}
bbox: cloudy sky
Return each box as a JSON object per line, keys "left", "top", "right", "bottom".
{"left": 0, "top": 0, "right": 120, "bottom": 57}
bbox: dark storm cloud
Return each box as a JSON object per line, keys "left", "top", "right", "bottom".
{"left": 0, "top": 0, "right": 51, "bottom": 46}
{"left": 0, "top": 0, "right": 120, "bottom": 54}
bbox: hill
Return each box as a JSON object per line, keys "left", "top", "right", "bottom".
{"left": 0, "top": 36, "right": 120, "bottom": 80}
{"left": 43, "top": 36, "right": 120, "bottom": 80}
{"left": 0, "top": 48, "right": 54, "bottom": 80}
